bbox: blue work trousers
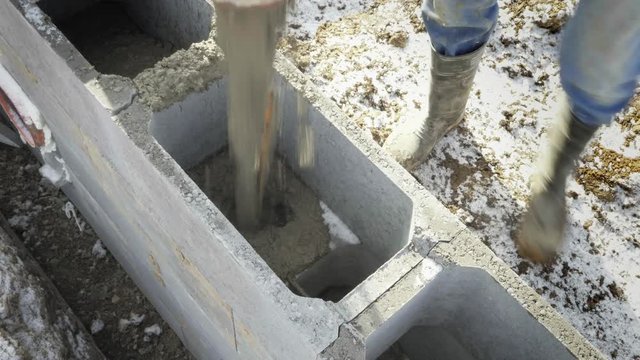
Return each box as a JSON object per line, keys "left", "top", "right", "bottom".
{"left": 422, "top": 0, "right": 640, "bottom": 126}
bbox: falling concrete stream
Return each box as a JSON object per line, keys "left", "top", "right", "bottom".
{"left": 214, "top": 0, "right": 287, "bottom": 229}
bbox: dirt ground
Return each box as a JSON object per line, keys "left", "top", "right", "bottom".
{"left": 0, "top": 146, "right": 192, "bottom": 359}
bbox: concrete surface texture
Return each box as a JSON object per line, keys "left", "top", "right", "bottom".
{"left": 187, "top": 150, "right": 332, "bottom": 284}
{"left": 0, "top": 0, "right": 606, "bottom": 359}
{"left": 354, "top": 262, "right": 575, "bottom": 359}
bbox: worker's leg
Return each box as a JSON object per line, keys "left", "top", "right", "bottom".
{"left": 560, "top": 0, "right": 640, "bottom": 127}
{"left": 519, "top": 0, "right": 640, "bottom": 262}
{"left": 422, "top": 0, "right": 499, "bottom": 57}
{"left": 384, "top": 0, "right": 498, "bottom": 170}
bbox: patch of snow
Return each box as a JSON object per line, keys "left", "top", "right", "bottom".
{"left": 8, "top": 214, "right": 30, "bottom": 230}
{"left": 319, "top": 201, "right": 360, "bottom": 249}
{"left": 118, "top": 313, "right": 145, "bottom": 332}
{"left": 0, "top": 336, "right": 21, "bottom": 360}
{"left": 90, "top": 319, "right": 104, "bottom": 334}
{"left": 287, "top": 0, "right": 375, "bottom": 39}
{"left": 91, "top": 240, "right": 107, "bottom": 259}
{"left": 144, "top": 324, "right": 162, "bottom": 337}
{"left": 19, "top": 287, "right": 45, "bottom": 333}
{"left": 39, "top": 163, "right": 64, "bottom": 185}
{"left": 1, "top": 222, "right": 100, "bottom": 358}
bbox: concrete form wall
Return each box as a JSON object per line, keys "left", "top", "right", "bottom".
{"left": 0, "top": 2, "right": 341, "bottom": 358}
{"left": 150, "top": 73, "right": 414, "bottom": 275}
{"left": 0, "top": 0, "right": 605, "bottom": 359}
{"left": 126, "top": 0, "right": 213, "bottom": 48}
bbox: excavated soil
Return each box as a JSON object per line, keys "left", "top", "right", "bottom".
{"left": 279, "top": 0, "right": 423, "bottom": 145}
{"left": 577, "top": 142, "right": 640, "bottom": 202}
{"left": 0, "top": 146, "right": 192, "bottom": 359}
{"left": 507, "top": 0, "right": 572, "bottom": 33}
{"left": 619, "top": 94, "right": 640, "bottom": 147}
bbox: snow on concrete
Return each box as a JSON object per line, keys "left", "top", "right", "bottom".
{"left": 319, "top": 201, "right": 361, "bottom": 250}
{"left": 287, "top": 0, "right": 640, "bottom": 358}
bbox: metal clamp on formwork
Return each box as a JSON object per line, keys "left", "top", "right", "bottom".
{"left": 0, "top": 87, "right": 44, "bottom": 147}
{"left": 0, "top": 64, "right": 70, "bottom": 187}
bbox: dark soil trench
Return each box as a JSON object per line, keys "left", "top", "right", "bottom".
{"left": 0, "top": 146, "right": 192, "bottom": 359}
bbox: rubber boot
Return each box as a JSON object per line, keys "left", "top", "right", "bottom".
{"left": 383, "top": 45, "right": 485, "bottom": 171}
{"left": 518, "top": 107, "right": 599, "bottom": 262}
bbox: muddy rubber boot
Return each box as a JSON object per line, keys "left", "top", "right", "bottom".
{"left": 518, "top": 108, "right": 599, "bottom": 262}
{"left": 383, "top": 45, "right": 485, "bottom": 171}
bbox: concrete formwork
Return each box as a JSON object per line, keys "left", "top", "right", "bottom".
{"left": 0, "top": 0, "right": 604, "bottom": 358}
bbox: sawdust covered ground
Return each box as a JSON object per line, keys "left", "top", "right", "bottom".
{"left": 285, "top": 0, "right": 640, "bottom": 358}
{"left": 576, "top": 96, "right": 640, "bottom": 204}
{"left": 280, "top": 0, "right": 430, "bottom": 144}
